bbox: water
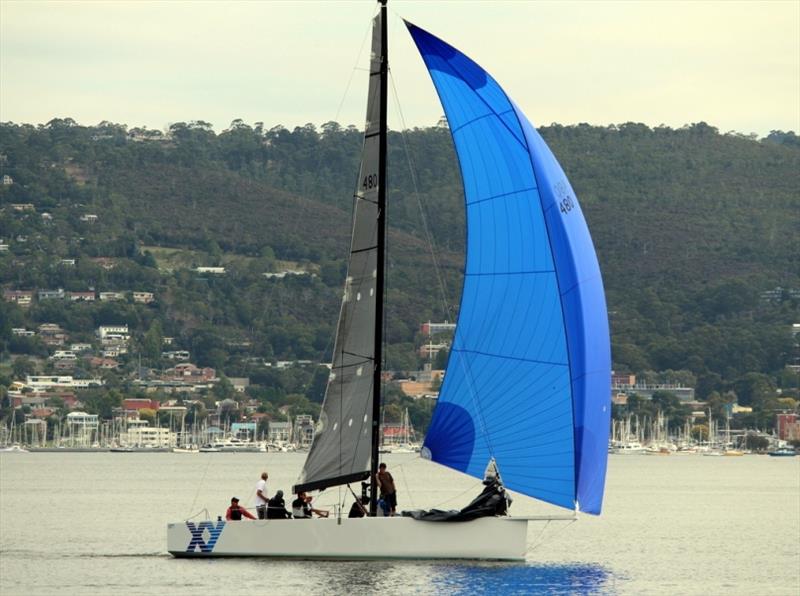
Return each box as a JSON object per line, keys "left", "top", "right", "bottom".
{"left": 0, "top": 452, "right": 797, "bottom": 595}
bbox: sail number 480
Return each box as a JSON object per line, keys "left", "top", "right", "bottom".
{"left": 363, "top": 174, "right": 378, "bottom": 190}
{"left": 559, "top": 195, "right": 575, "bottom": 214}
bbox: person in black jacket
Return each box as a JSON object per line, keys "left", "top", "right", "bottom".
{"left": 266, "top": 490, "right": 292, "bottom": 519}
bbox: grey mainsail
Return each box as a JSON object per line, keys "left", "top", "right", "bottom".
{"left": 294, "top": 13, "right": 383, "bottom": 493}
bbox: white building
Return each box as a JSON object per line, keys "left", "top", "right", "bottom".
{"left": 126, "top": 426, "right": 174, "bottom": 448}
{"left": 267, "top": 421, "right": 292, "bottom": 442}
{"left": 97, "top": 325, "right": 129, "bottom": 340}
{"left": 99, "top": 292, "right": 125, "bottom": 301}
{"left": 132, "top": 291, "right": 155, "bottom": 304}
{"left": 194, "top": 266, "right": 226, "bottom": 274}
{"left": 65, "top": 411, "right": 100, "bottom": 447}
{"left": 25, "top": 375, "right": 104, "bottom": 390}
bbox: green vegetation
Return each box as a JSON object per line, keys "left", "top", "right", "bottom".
{"left": 0, "top": 119, "right": 798, "bottom": 432}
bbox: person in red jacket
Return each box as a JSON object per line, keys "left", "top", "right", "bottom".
{"left": 225, "top": 497, "right": 256, "bottom": 520}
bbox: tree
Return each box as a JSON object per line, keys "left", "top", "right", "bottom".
{"left": 212, "top": 376, "right": 236, "bottom": 401}
{"left": 138, "top": 408, "right": 157, "bottom": 425}
{"left": 142, "top": 320, "right": 163, "bottom": 364}
{"left": 733, "top": 373, "right": 776, "bottom": 408}
{"left": 305, "top": 366, "right": 329, "bottom": 404}
{"left": 12, "top": 356, "right": 36, "bottom": 380}
{"left": 744, "top": 434, "right": 769, "bottom": 451}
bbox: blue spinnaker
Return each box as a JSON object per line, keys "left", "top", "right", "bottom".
{"left": 408, "top": 22, "right": 611, "bottom": 514}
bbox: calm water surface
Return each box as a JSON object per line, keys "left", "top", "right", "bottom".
{"left": 1, "top": 452, "right": 797, "bottom": 595}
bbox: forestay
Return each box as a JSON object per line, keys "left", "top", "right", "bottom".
{"left": 408, "top": 23, "right": 611, "bottom": 514}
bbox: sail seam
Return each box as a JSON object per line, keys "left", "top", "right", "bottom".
{"left": 450, "top": 348, "right": 567, "bottom": 367}
{"left": 466, "top": 186, "right": 537, "bottom": 206}
{"left": 351, "top": 245, "right": 378, "bottom": 254}
{"left": 506, "top": 104, "right": 579, "bottom": 508}
{"left": 465, "top": 269, "right": 554, "bottom": 277}
{"left": 353, "top": 194, "right": 379, "bottom": 205}
{"left": 450, "top": 109, "right": 514, "bottom": 135}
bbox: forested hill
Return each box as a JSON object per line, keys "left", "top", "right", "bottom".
{"left": 0, "top": 119, "right": 798, "bottom": 413}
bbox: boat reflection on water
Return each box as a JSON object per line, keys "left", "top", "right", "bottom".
{"left": 429, "top": 562, "right": 615, "bottom": 595}
{"left": 301, "top": 560, "right": 614, "bottom": 595}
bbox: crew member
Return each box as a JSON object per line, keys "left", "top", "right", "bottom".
{"left": 226, "top": 497, "right": 256, "bottom": 521}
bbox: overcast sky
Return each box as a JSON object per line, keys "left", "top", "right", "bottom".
{"left": 1, "top": 1, "right": 798, "bottom": 136}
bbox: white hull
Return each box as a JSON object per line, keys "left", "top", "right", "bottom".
{"left": 167, "top": 515, "right": 529, "bottom": 561}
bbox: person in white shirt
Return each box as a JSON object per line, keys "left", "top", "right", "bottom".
{"left": 255, "top": 471, "right": 269, "bottom": 519}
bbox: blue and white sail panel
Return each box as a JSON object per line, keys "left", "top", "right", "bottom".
{"left": 513, "top": 112, "right": 611, "bottom": 515}
{"left": 407, "top": 22, "right": 610, "bottom": 514}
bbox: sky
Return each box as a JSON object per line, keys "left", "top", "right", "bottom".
{"left": 1, "top": 0, "right": 798, "bottom": 136}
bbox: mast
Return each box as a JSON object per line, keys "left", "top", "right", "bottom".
{"left": 369, "top": 0, "right": 388, "bottom": 517}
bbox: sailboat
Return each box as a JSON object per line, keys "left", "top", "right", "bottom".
{"left": 167, "top": 0, "right": 610, "bottom": 560}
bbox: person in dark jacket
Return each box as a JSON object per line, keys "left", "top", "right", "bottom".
{"left": 266, "top": 490, "right": 292, "bottom": 519}
{"left": 225, "top": 497, "right": 256, "bottom": 520}
{"left": 348, "top": 496, "right": 369, "bottom": 518}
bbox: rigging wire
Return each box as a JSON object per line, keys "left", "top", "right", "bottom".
{"left": 526, "top": 518, "right": 576, "bottom": 555}
{"left": 388, "top": 69, "right": 453, "bottom": 321}
{"left": 388, "top": 63, "right": 501, "bottom": 472}
{"left": 187, "top": 455, "right": 215, "bottom": 519}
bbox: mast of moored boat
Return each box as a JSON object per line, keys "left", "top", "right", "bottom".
{"left": 369, "top": 0, "right": 388, "bottom": 517}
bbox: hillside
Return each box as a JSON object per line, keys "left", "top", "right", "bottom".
{"left": 0, "top": 119, "right": 798, "bottom": 428}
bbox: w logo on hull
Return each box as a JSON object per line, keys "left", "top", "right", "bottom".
{"left": 186, "top": 520, "right": 225, "bottom": 553}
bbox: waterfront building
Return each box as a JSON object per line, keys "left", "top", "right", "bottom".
{"left": 776, "top": 413, "right": 800, "bottom": 441}
{"left": 65, "top": 411, "right": 100, "bottom": 446}
{"left": 267, "top": 421, "right": 292, "bottom": 442}
{"left": 126, "top": 426, "right": 174, "bottom": 448}
{"left": 293, "top": 415, "right": 315, "bottom": 447}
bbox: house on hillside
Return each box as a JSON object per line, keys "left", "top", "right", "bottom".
{"left": 67, "top": 290, "right": 95, "bottom": 302}
{"left": 38, "top": 323, "right": 68, "bottom": 346}
{"left": 163, "top": 363, "right": 216, "bottom": 383}
{"left": 38, "top": 289, "right": 65, "bottom": 301}
{"left": 97, "top": 325, "right": 129, "bottom": 340}
{"left": 3, "top": 290, "right": 34, "bottom": 307}
{"left": 132, "top": 291, "right": 155, "bottom": 304}
{"left": 88, "top": 357, "right": 120, "bottom": 370}
{"left": 99, "top": 291, "right": 125, "bottom": 301}
{"left": 194, "top": 266, "right": 226, "bottom": 274}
